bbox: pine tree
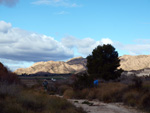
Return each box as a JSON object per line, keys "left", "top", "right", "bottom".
{"left": 86, "top": 44, "right": 123, "bottom": 81}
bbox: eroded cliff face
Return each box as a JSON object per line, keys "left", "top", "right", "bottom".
{"left": 15, "top": 55, "right": 150, "bottom": 75}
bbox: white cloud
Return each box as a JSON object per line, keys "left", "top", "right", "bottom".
{"left": 61, "top": 36, "right": 113, "bottom": 56}
{"left": 62, "top": 36, "right": 150, "bottom": 56}
{"left": 101, "top": 38, "right": 113, "bottom": 45}
{"left": 124, "top": 44, "right": 150, "bottom": 55}
{"left": 32, "top": 0, "right": 80, "bottom": 7}
{"left": 114, "top": 41, "right": 150, "bottom": 55}
{"left": 0, "top": 58, "right": 34, "bottom": 71}
{"left": 0, "top": 21, "right": 73, "bottom": 62}
{"left": 0, "top": 21, "right": 12, "bottom": 33}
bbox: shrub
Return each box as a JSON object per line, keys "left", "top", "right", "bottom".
{"left": 0, "top": 83, "right": 21, "bottom": 98}
{"left": 130, "top": 76, "right": 143, "bottom": 89}
{"left": 97, "top": 82, "right": 126, "bottom": 102}
{"left": 139, "top": 93, "right": 150, "bottom": 111}
{"left": 63, "top": 89, "right": 75, "bottom": 99}
{"left": 75, "top": 88, "right": 90, "bottom": 99}
{"left": 123, "top": 90, "right": 139, "bottom": 107}
{"left": 73, "top": 73, "right": 93, "bottom": 90}
{"left": 3, "top": 103, "right": 26, "bottom": 113}
{"left": 142, "top": 81, "right": 150, "bottom": 92}
{"left": 46, "top": 96, "right": 86, "bottom": 113}
{"left": 0, "top": 62, "right": 19, "bottom": 84}
{"left": 58, "top": 85, "right": 72, "bottom": 95}
{"left": 86, "top": 88, "right": 97, "bottom": 100}
{"left": 17, "top": 92, "right": 46, "bottom": 112}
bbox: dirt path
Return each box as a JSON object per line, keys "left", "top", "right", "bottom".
{"left": 67, "top": 99, "right": 145, "bottom": 113}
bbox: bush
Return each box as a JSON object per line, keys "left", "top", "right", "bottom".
{"left": 86, "top": 88, "right": 97, "bottom": 100}
{"left": 63, "top": 89, "right": 75, "bottom": 99}
{"left": 96, "top": 82, "right": 126, "bottom": 102}
{"left": 46, "top": 96, "right": 86, "bottom": 113}
{"left": 123, "top": 90, "right": 139, "bottom": 107}
{"left": 75, "top": 88, "right": 90, "bottom": 99}
{"left": 139, "top": 93, "right": 150, "bottom": 111}
{"left": 0, "top": 62, "right": 19, "bottom": 84}
{"left": 3, "top": 103, "right": 26, "bottom": 113}
{"left": 58, "top": 85, "right": 72, "bottom": 95}
{"left": 130, "top": 76, "right": 143, "bottom": 89}
{"left": 17, "top": 92, "right": 46, "bottom": 111}
{"left": 0, "top": 83, "right": 21, "bottom": 98}
{"left": 73, "top": 73, "right": 93, "bottom": 90}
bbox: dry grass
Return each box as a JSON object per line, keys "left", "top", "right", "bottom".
{"left": 123, "top": 90, "right": 139, "bottom": 107}
{"left": 69, "top": 80, "right": 150, "bottom": 112}
{"left": 0, "top": 82, "right": 86, "bottom": 113}
{"left": 139, "top": 93, "right": 150, "bottom": 111}
{"left": 63, "top": 88, "right": 75, "bottom": 99}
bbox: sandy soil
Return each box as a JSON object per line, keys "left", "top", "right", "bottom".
{"left": 68, "top": 99, "right": 145, "bottom": 113}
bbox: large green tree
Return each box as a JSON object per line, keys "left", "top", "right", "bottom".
{"left": 86, "top": 44, "right": 122, "bottom": 81}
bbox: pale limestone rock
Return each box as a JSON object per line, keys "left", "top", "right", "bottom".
{"left": 15, "top": 55, "right": 150, "bottom": 75}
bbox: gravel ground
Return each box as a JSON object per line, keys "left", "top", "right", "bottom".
{"left": 68, "top": 99, "right": 145, "bottom": 113}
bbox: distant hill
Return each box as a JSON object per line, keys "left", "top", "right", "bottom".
{"left": 15, "top": 57, "right": 87, "bottom": 75}
{"left": 15, "top": 55, "right": 150, "bottom": 75}
{"left": 119, "top": 55, "right": 150, "bottom": 71}
{"left": 66, "top": 56, "right": 87, "bottom": 66}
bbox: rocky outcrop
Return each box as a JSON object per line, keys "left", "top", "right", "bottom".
{"left": 119, "top": 55, "right": 150, "bottom": 71}
{"left": 15, "top": 55, "right": 150, "bottom": 75}
{"left": 66, "top": 56, "right": 87, "bottom": 67}
{"left": 15, "top": 57, "right": 86, "bottom": 75}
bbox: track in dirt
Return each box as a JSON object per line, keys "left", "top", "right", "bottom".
{"left": 68, "top": 99, "right": 144, "bottom": 113}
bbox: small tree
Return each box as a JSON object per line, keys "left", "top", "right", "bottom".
{"left": 87, "top": 44, "right": 123, "bottom": 81}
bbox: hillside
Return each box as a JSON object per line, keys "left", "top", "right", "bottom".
{"left": 119, "top": 55, "right": 150, "bottom": 71}
{"left": 15, "top": 55, "right": 150, "bottom": 75}
{"left": 15, "top": 57, "right": 86, "bottom": 75}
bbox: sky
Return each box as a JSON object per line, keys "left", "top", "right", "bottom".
{"left": 0, "top": 0, "right": 150, "bottom": 71}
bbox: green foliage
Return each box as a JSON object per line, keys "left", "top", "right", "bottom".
{"left": 86, "top": 44, "right": 123, "bottom": 80}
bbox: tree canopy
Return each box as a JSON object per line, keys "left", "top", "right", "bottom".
{"left": 86, "top": 44, "right": 122, "bottom": 81}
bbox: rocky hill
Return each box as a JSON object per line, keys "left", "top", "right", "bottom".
{"left": 15, "top": 55, "right": 150, "bottom": 75}
{"left": 119, "top": 55, "right": 150, "bottom": 71}
{"left": 15, "top": 57, "right": 87, "bottom": 75}
{"left": 66, "top": 56, "right": 87, "bottom": 67}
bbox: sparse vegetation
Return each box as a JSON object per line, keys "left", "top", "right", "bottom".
{"left": 0, "top": 62, "right": 86, "bottom": 113}
{"left": 55, "top": 76, "right": 150, "bottom": 112}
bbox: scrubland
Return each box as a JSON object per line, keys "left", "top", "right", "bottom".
{"left": 0, "top": 62, "right": 86, "bottom": 113}
{"left": 54, "top": 76, "right": 150, "bottom": 113}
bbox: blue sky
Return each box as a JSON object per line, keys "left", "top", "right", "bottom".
{"left": 0, "top": 0, "right": 150, "bottom": 71}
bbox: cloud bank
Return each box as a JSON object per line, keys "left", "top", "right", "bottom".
{"left": 61, "top": 36, "right": 113, "bottom": 56}
{"left": 0, "top": 21, "right": 73, "bottom": 62}
{"left": 0, "top": 0, "right": 19, "bottom": 7}
{"left": 1, "top": 20, "right": 150, "bottom": 71}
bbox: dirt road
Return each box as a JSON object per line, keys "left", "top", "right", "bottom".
{"left": 68, "top": 99, "right": 144, "bottom": 113}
